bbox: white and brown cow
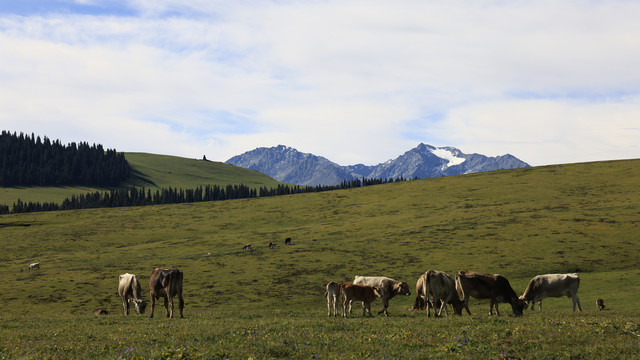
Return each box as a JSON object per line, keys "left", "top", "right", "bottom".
{"left": 455, "top": 270, "right": 525, "bottom": 317}
{"left": 28, "top": 262, "right": 40, "bottom": 270}
{"left": 423, "top": 270, "right": 464, "bottom": 317}
{"left": 118, "top": 273, "right": 147, "bottom": 316}
{"left": 324, "top": 281, "right": 342, "bottom": 317}
{"left": 353, "top": 276, "right": 411, "bottom": 316}
{"left": 341, "top": 284, "right": 382, "bottom": 317}
{"left": 148, "top": 268, "right": 184, "bottom": 318}
{"left": 520, "top": 273, "right": 582, "bottom": 312}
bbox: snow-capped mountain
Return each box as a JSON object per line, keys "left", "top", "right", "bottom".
{"left": 225, "top": 143, "right": 529, "bottom": 186}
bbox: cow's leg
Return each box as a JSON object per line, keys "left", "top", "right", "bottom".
{"left": 342, "top": 297, "right": 348, "bottom": 317}
{"left": 462, "top": 298, "right": 472, "bottom": 315}
{"left": 538, "top": 300, "right": 542, "bottom": 311}
{"left": 333, "top": 295, "right": 339, "bottom": 317}
{"left": 122, "top": 297, "right": 129, "bottom": 316}
{"left": 572, "top": 294, "right": 582, "bottom": 311}
{"left": 426, "top": 298, "right": 432, "bottom": 317}
{"left": 178, "top": 293, "right": 184, "bottom": 318}
{"left": 164, "top": 296, "right": 171, "bottom": 318}
{"left": 378, "top": 298, "right": 389, "bottom": 316}
{"left": 438, "top": 300, "right": 448, "bottom": 317}
{"left": 149, "top": 293, "right": 156, "bottom": 318}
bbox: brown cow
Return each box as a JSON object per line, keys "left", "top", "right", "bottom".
{"left": 341, "top": 284, "right": 382, "bottom": 317}
{"left": 324, "top": 281, "right": 342, "bottom": 317}
{"left": 455, "top": 270, "right": 525, "bottom": 317}
{"left": 148, "top": 268, "right": 184, "bottom": 318}
{"left": 423, "top": 270, "right": 464, "bottom": 317}
{"left": 353, "top": 276, "right": 411, "bottom": 316}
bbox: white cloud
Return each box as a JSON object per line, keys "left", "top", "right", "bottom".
{"left": 1, "top": 1, "right": 639, "bottom": 166}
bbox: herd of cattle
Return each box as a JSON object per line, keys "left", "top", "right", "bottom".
{"left": 27, "top": 262, "right": 596, "bottom": 318}
{"left": 325, "top": 271, "right": 586, "bottom": 318}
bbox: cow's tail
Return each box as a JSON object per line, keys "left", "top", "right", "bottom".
{"left": 455, "top": 273, "right": 464, "bottom": 300}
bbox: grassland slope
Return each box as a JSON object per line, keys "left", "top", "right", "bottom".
{"left": 0, "top": 152, "right": 283, "bottom": 206}
{"left": 2, "top": 158, "right": 639, "bottom": 317}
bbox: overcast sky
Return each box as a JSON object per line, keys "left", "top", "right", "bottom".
{"left": 1, "top": 1, "right": 639, "bottom": 166}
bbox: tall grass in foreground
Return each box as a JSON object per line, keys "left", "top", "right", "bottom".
{"left": 1, "top": 310, "right": 639, "bottom": 359}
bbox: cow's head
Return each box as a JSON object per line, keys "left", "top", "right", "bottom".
{"left": 134, "top": 299, "right": 147, "bottom": 315}
{"left": 518, "top": 295, "right": 531, "bottom": 310}
{"left": 394, "top": 281, "right": 411, "bottom": 296}
{"left": 511, "top": 298, "right": 526, "bottom": 317}
{"left": 452, "top": 298, "right": 464, "bottom": 316}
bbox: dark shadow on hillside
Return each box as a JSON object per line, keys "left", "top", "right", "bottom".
{"left": 126, "top": 168, "right": 157, "bottom": 187}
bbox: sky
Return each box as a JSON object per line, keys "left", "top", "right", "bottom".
{"left": 1, "top": 0, "right": 639, "bottom": 167}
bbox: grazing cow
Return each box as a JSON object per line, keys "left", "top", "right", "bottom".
{"left": 412, "top": 273, "right": 442, "bottom": 311}
{"left": 597, "top": 298, "right": 606, "bottom": 310}
{"left": 455, "top": 270, "right": 525, "bottom": 317}
{"left": 242, "top": 244, "right": 252, "bottom": 252}
{"left": 519, "top": 273, "right": 582, "bottom": 312}
{"left": 148, "top": 268, "right": 184, "bottom": 318}
{"left": 28, "top": 263, "right": 40, "bottom": 270}
{"left": 353, "top": 276, "right": 411, "bottom": 316}
{"left": 94, "top": 309, "right": 109, "bottom": 315}
{"left": 269, "top": 242, "right": 276, "bottom": 249}
{"left": 284, "top": 237, "right": 292, "bottom": 245}
{"left": 324, "top": 281, "right": 342, "bottom": 317}
{"left": 341, "top": 284, "right": 382, "bottom": 317}
{"left": 423, "top": 270, "right": 464, "bottom": 317}
{"left": 118, "top": 273, "right": 147, "bottom": 316}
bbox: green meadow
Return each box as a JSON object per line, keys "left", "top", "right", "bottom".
{"left": 1, "top": 159, "right": 640, "bottom": 358}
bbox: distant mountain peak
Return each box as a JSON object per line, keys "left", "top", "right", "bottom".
{"left": 226, "top": 144, "right": 529, "bottom": 186}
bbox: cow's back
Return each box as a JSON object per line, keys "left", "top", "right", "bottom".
{"left": 354, "top": 276, "right": 395, "bottom": 295}
{"left": 149, "top": 268, "right": 183, "bottom": 297}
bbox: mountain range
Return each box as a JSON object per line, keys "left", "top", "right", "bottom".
{"left": 225, "top": 143, "right": 530, "bottom": 186}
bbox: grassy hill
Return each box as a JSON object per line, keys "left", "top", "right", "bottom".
{"left": 1, "top": 158, "right": 639, "bottom": 358}
{"left": 0, "top": 152, "right": 283, "bottom": 207}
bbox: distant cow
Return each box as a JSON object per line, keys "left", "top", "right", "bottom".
{"left": 324, "top": 281, "right": 342, "bottom": 317}
{"left": 148, "top": 268, "right": 184, "bottom": 318}
{"left": 341, "top": 284, "right": 382, "bottom": 317}
{"left": 118, "top": 273, "right": 147, "bottom": 316}
{"left": 353, "top": 276, "right": 411, "bottom": 316}
{"left": 284, "top": 237, "right": 292, "bottom": 245}
{"left": 596, "top": 298, "right": 606, "bottom": 310}
{"left": 520, "top": 273, "right": 582, "bottom": 312}
{"left": 423, "top": 270, "right": 464, "bottom": 317}
{"left": 269, "top": 242, "right": 276, "bottom": 249}
{"left": 28, "top": 263, "right": 40, "bottom": 270}
{"left": 455, "top": 270, "right": 525, "bottom": 317}
{"left": 242, "top": 244, "right": 252, "bottom": 252}
{"left": 94, "top": 309, "right": 109, "bottom": 316}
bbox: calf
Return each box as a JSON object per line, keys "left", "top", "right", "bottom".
{"left": 520, "top": 273, "right": 582, "bottom": 312}
{"left": 242, "top": 244, "right": 252, "bottom": 252}
{"left": 423, "top": 270, "right": 464, "bottom": 317}
{"left": 118, "top": 273, "right": 147, "bottom": 315}
{"left": 149, "top": 268, "right": 184, "bottom": 318}
{"left": 455, "top": 270, "right": 525, "bottom": 317}
{"left": 353, "top": 276, "right": 410, "bottom": 316}
{"left": 341, "top": 284, "right": 382, "bottom": 317}
{"left": 28, "top": 263, "right": 40, "bottom": 270}
{"left": 596, "top": 298, "right": 606, "bottom": 311}
{"left": 324, "top": 281, "right": 342, "bottom": 317}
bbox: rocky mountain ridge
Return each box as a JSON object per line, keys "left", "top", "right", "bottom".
{"left": 225, "top": 143, "right": 530, "bottom": 186}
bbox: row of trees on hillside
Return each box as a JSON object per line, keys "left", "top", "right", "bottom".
{"left": 0, "top": 131, "right": 130, "bottom": 187}
{"left": 1, "top": 176, "right": 410, "bottom": 215}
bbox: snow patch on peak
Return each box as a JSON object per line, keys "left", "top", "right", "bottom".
{"left": 431, "top": 148, "right": 466, "bottom": 169}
